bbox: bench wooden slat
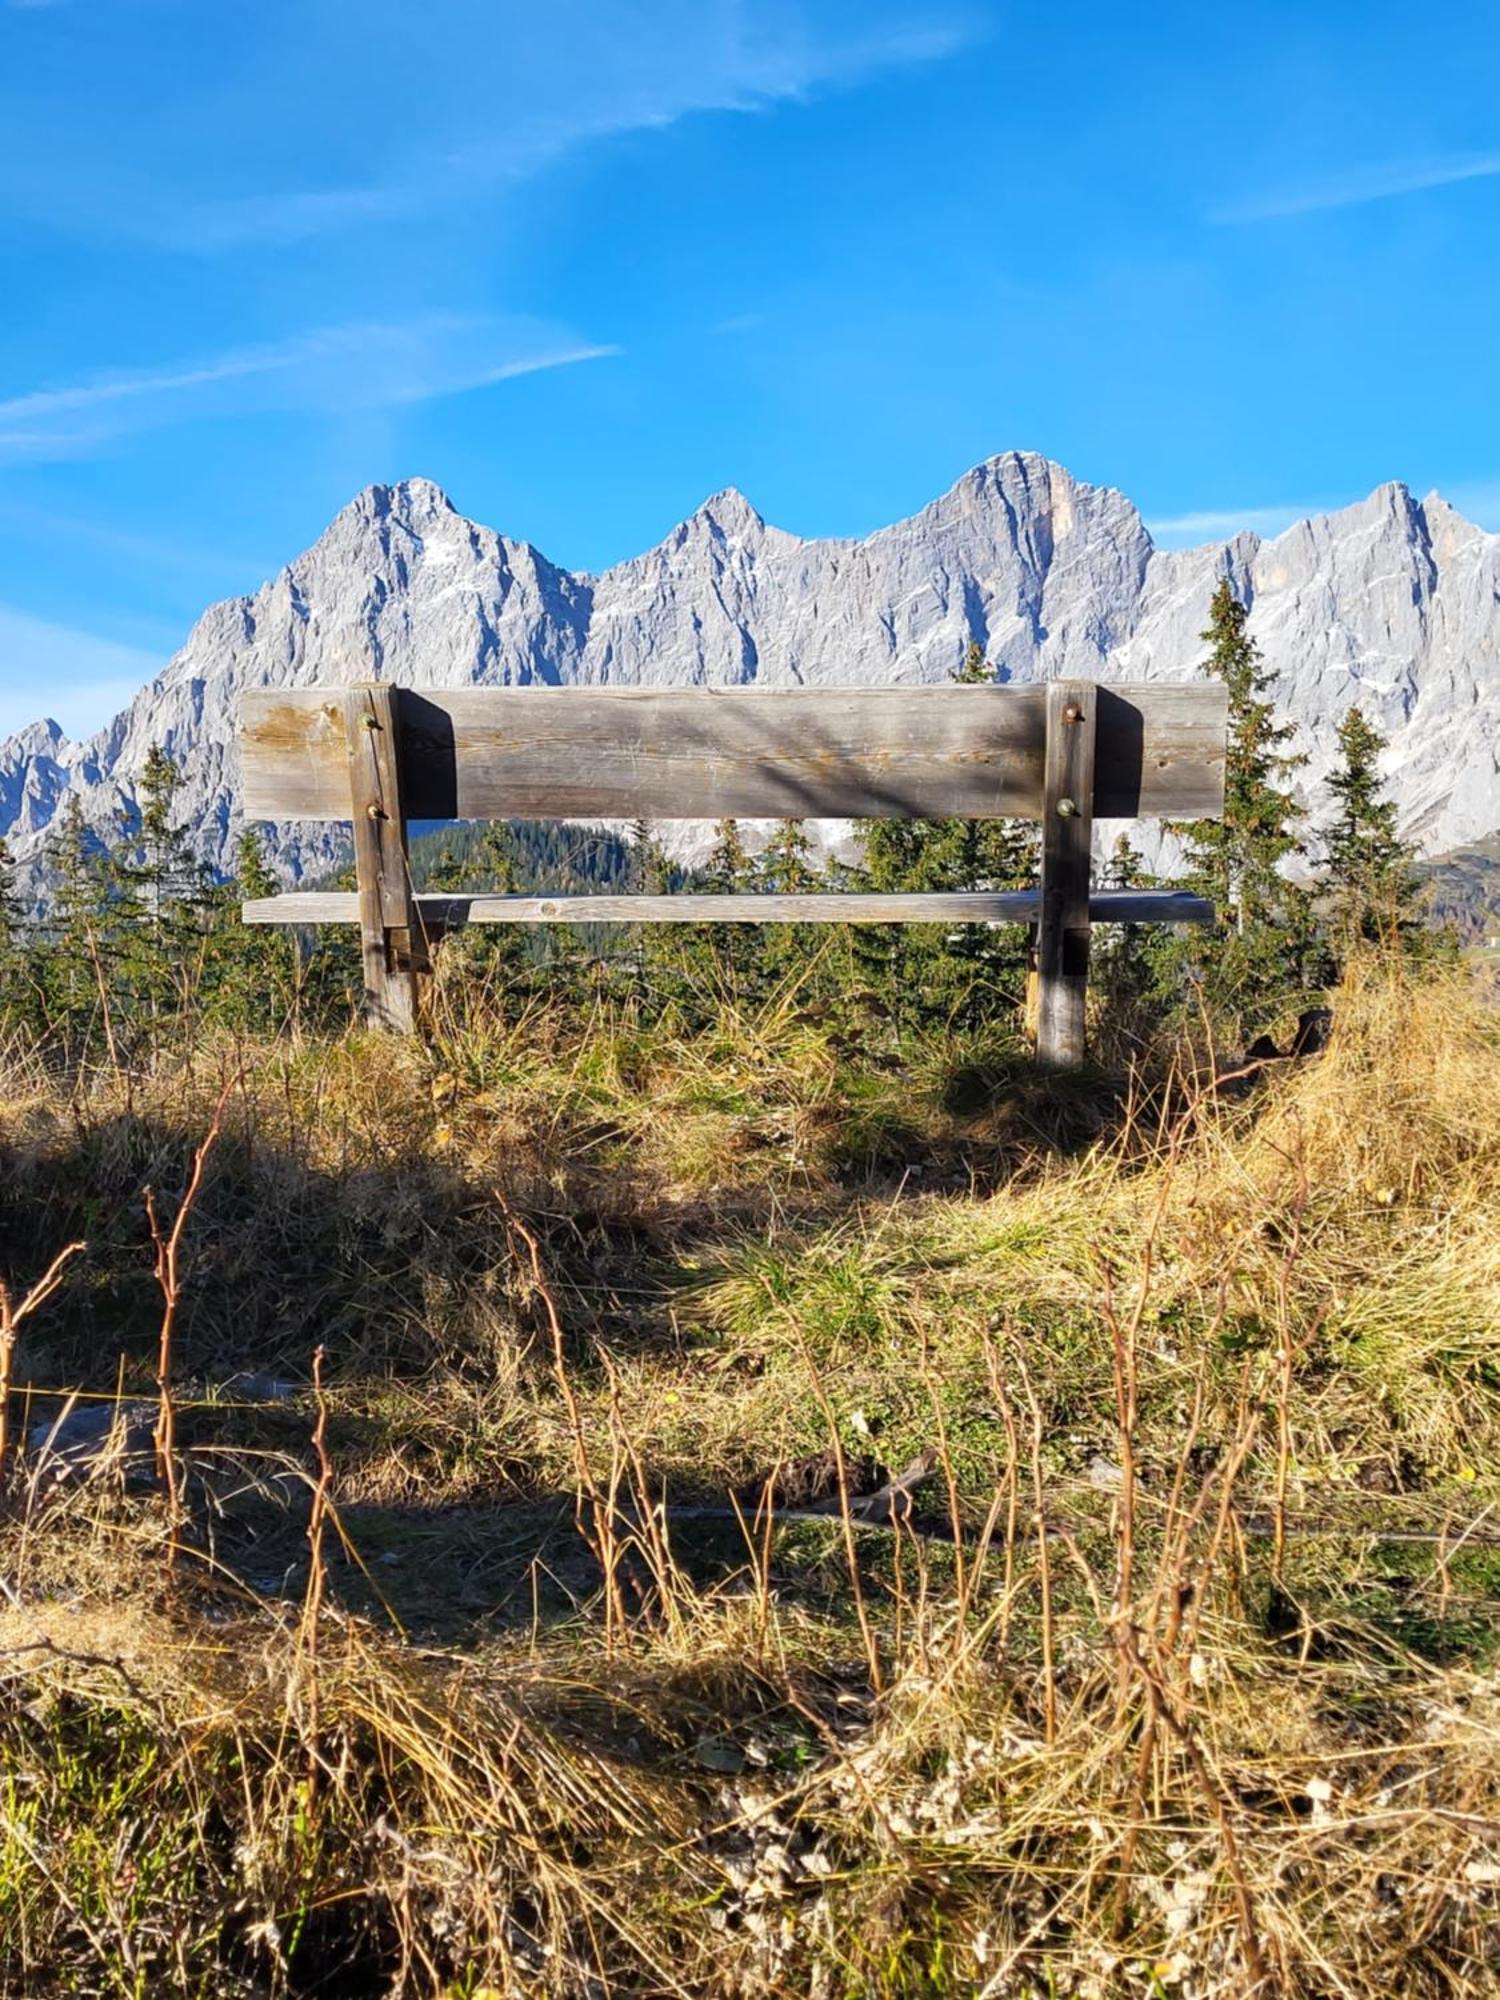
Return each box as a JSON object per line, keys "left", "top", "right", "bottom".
{"left": 242, "top": 889, "right": 1216, "bottom": 927}
{"left": 239, "top": 683, "right": 1227, "bottom": 824}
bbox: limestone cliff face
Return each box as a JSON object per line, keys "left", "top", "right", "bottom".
{"left": 3, "top": 453, "right": 1496, "bottom": 885}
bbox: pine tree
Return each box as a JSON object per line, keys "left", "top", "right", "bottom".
{"left": 760, "top": 819, "right": 815, "bottom": 893}
{"left": 1168, "top": 581, "right": 1314, "bottom": 1032}
{"left": 1092, "top": 832, "right": 1164, "bottom": 1022}
{"left": 40, "top": 794, "right": 118, "bottom": 1057}
{"left": 628, "top": 818, "right": 669, "bottom": 893}
{"left": 0, "top": 837, "right": 22, "bottom": 1030}
{"left": 707, "top": 818, "right": 751, "bottom": 892}
{"left": 853, "top": 640, "right": 1036, "bottom": 1036}
{"left": 0, "top": 836, "right": 16, "bottom": 961}
{"left": 203, "top": 827, "right": 319, "bottom": 1032}
{"left": 1322, "top": 705, "right": 1423, "bottom": 954}
{"left": 625, "top": 816, "right": 681, "bottom": 1007}
{"left": 954, "top": 638, "right": 988, "bottom": 685}
{"left": 110, "top": 744, "right": 214, "bottom": 1031}
{"left": 696, "top": 817, "right": 758, "bottom": 995}
{"left": 755, "top": 820, "right": 824, "bottom": 990}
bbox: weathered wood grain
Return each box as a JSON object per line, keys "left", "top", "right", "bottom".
{"left": 1035, "top": 680, "right": 1097, "bottom": 1068}
{"left": 344, "top": 684, "right": 423, "bottom": 1031}
{"left": 242, "top": 889, "right": 1216, "bottom": 927}
{"left": 239, "top": 682, "right": 1227, "bottom": 823}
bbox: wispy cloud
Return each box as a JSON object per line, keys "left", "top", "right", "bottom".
{"left": 0, "top": 604, "right": 161, "bottom": 742}
{"left": 160, "top": 17, "right": 978, "bottom": 250}
{"left": 0, "top": 316, "right": 619, "bottom": 464}
{"left": 0, "top": 347, "right": 326, "bottom": 426}
{"left": 1214, "top": 150, "right": 1500, "bottom": 223}
{"left": 1145, "top": 503, "right": 1316, "bottom": 548}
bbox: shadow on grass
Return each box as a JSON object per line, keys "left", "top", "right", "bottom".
{"left": 0, "top": 1040, "right": 1247, "bottom": 1649}
{"left": 0, "top": 1039, "right": 1159, "bottom": 1391}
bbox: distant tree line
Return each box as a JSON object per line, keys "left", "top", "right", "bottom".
{"left": 0, "top": 584, "right": 1445, "bottom": 1067}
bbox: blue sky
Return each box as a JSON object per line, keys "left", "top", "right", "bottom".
{"left": 1, "top": 0, "right": 1498, "bottom": 738}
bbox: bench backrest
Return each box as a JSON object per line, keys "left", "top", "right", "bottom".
{"left": 241, "top": 682, "right": 1226, "bottom": 825}
{"left": 237, "top": 677, "right": 1227, "bottom": 1061}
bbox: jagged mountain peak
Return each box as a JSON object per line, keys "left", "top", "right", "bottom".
{"left": 337, "top": 475, "right": 460, "bottom": 527}
{"left": 692, "top": 486, "right": 764, "bottom": 533}
{"left": 908, "top": 452, "right": 1147, "bottom": 558}
{"left": 1363, "top": 479, "right": 1427, "bottom": 530}
{"left": 6, "top": 717, "right": 67, "bottom": 757}
{"left": 286, "top": 475, "right": 470, "bottom": 572}
{"left": 1419, "top": 490, "right": 1492, "bottom": 555}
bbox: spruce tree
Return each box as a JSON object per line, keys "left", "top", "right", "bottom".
{"left": 1092, "top": 832, "right": 1164, "bottom": 1024}
{"left": 424, "top": 819, "right": 533, "bottom": 999}
{"left": 629, "top": 818, "right": 669, "bottom": 894}
{"left": 41, "top": 794, "right": 117, "bottom": 1057}
{"left": 1169, "top": 582, "right": 1314, "bottom": 1033}
{"left": 0, "top": 837, "right": 22, "bottom": 1031}
{"left": 626, "top": 816, "right": 679, "bottom": 1007}
{"left": 203, "top": 827, "right": 316, "bottom": 1032}
{"left": 698, "top": 817, "right": 758, "bottom": 996}
{"left": 0, "top": 836, "right": 16, "bottom": 963}
{"left": 707, "top": 818, "right": 751, "bottom": 893}
{"left": 755, "top": 820, "right": 824, "bottom": 990}
{"left": 853, "top": 640, "right": 1036, "bottom": 1036}
{"left": 759, "top": 819, "right": 816, "bottom": 893}
{"left": 477, "top": 822, "right": 534, "bottom": 985}
{"left": 110, "top": 744, "right": 214, "bottom": 1032}
{"left": 1322, "top": 704, "right": 1423, "bottom": 954}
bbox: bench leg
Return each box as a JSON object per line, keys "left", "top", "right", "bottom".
{"left": 344, "top": 683, "right": 424, "bottom": 1032}
{"left": 1036, "top": 680, "right": 1096, "bottom": 1066}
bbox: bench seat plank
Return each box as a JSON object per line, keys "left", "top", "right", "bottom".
{"left": 242, "top": 889, "right": 1215, "bottom": 927}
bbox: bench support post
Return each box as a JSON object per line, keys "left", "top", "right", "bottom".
{"left": 1035, "top": 679, "right": 1096, "bottom": 1067}
{"left": 343, "top": 683, "right": 426, "bottom": 1031}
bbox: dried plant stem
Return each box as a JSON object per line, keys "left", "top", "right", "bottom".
{"left": 144, "top": 1081, "right": 231, "bottom": 1543}
{"left": 1116, "top": 1622, "right": 1271, "bottom": 1994}
{"left": 918, "top": 1325, "right": 967, "bottom": 1602}
{"left": 1109, "top": 1707, "right": 1158, "bottom": 1941}
{"left": 1144, "top": 1348, "right": 1212, "bottom": 1650}
{"left": 83, "top": 924, "right": 125, "bottom": 1090}
{"left": 1180, "top": 1367, "right": 1265, "bottom": 1666}
{"left": 790, "top": 1323, "right": 883, "bottom": 1695}
{"left": 303, "top": 1343, "right": 333, "bottom": 1645}
{"left": 1103, "top": 1260, "right": 1140, "bottom": 1714}
{"left": 1015, "top": 1358, "right": 1056, "bottom": 1744}
{"left": 981, "top": 1333, "right": 1024, "bottom": 1662}
{"left": 301, "top": 1342, "right": 334, "bottom": 1814}
{"left": 0, "top": 1242, "right": 86, "bottom": 1484}
{"left": 1271, "top": 1146, "right": 1311, "bottom": 1587}
{"left": 495, "top": 1193, "right": 627, "bottom": 1647}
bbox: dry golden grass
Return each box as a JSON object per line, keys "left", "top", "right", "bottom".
{"left": 0, "top": 953, "right": 1497, "bottom": 1996}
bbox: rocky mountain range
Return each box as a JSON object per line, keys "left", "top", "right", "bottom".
{"left": 2, "top": 451, "right": 1496, "bottom": 892}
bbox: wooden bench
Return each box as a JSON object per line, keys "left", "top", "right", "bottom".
{"left": 239, "top": 677, "right": 1227, "bottom": 1064}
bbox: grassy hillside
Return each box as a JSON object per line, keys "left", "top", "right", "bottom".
{"left": 0, "top": 956, "right": 1497, "bottom": 1996}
